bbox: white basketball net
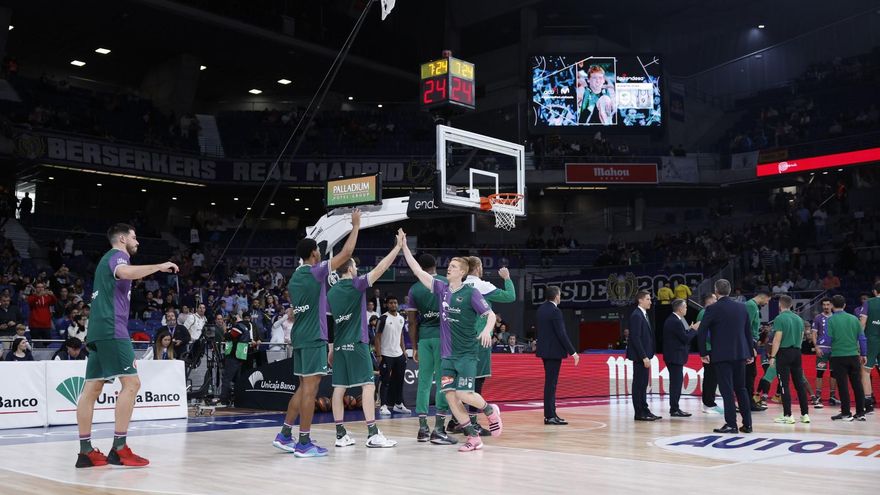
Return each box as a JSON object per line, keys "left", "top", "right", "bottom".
{"left": 489, "top": 195, "right": 522, "bottom": 231}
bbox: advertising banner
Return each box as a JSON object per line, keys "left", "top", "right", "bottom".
{"left": 45, "top": 360, "right": 187, "bottom": 426}
{"left": 566, "top": 163, "right": 658, "bottom": 184}
{"left": 0, "top": 362, "right": 47, "bottom": 429}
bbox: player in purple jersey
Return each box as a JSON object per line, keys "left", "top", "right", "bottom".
{"left": 76, "top": 223, "right": 178, "bottom": 469}
{"left": 811, "top": 298, "right": 838, "bottom": 407}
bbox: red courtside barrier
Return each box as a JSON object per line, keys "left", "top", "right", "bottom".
{"left": 481, "top": 353, "right": 880, "bottom": 403}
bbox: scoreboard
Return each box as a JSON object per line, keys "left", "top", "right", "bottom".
{"left": 419, "top": 55, "right": 475, "bottom": 110}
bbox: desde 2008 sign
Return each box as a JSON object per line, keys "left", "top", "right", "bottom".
{"left": 566, "top": 163, "right": 658, "bottom": 184}
{"left": 325, "top": 173, "right": 382, "bottom": 208}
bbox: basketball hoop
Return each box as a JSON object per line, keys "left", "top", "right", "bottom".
{"left": 485, "top": 193, "right": 523, "bottom": 231}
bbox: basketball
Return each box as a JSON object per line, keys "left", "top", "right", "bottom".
{"left": 315, "top": 397, "right": 331, "bottom": 413}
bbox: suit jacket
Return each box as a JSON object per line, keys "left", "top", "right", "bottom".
{"left": 626, "top": 307, "right": 655, "bottom": 361}
{"left": 662, "top": 313, "right": 695, "bottom": 365}
{"left": 536, "top": 301, "right": 576, "bottom": 359}
{"left": 162, "top": 324, "right": 191, "bottom": 357}
{"left": 697, "top": 296, "right": 753, "bottom": 362}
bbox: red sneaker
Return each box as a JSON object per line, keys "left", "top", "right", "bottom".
{"left": 108, "top": 445, "right": 150, "bottom": 467}
{"left": 75, "top": 449, "right": 108, "bottom": 468}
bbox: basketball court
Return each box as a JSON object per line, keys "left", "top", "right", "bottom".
{"left": 3, "top": 397, "right": 878, "bottom": 495}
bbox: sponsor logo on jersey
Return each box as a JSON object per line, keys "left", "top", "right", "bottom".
{"left": 335, "top": 313, "right": 353, "bottom": 324}
{"left": 293, "top": 305, "right": 311, "bottom": 315}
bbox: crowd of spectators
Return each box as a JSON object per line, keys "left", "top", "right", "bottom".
{"left": 724, "top": 49, "right": 880, "bottom": 153}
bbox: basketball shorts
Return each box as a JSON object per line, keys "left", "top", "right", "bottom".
{"left": 332, "top": 343, "right": 374, "bottom": 388}
{"left": 476, "top": 346, "right": 492, "bottom": 378}
{"left": 293, "top": 345, "right": 329, "bottom": 377}
{"left": 440, "top": 356, "right": 477, "bottom": 393}
{"left": 865, "top": 337, "right": 880, "bottom": 369}
{"left": 85, "top": 338, "right": 138, "bottom": 382}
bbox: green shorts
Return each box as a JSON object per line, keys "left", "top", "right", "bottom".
{"left": 865, "top": 337, "right": 880, "bottom": 369}
{"left": 476, "top": 346, "right": 492, "bottom": 378}
{"left": 293, "top": 345, "right": 329, "bottom": 377}
{"left": 440, "top": 356, "right": 477, "bottom": 393}
{"left": 816, "top": 351, "right": 831, "bottom": 371}
{"left": 332, "top": 342, "right": 374, "bottom": 388}
{"left": 85, "top": 338, "right": 138, "bottom": 382}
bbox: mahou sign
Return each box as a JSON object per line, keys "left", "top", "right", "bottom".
{"left": 566, "top": 163, "right": 658, "bottom": 184}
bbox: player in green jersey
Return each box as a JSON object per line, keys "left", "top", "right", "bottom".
{"left": 76, "top": 223, "right": 178, "bottom": 469}
{"left": 400, "top": 232, "right": 503, "bottom": 453}
{"left": 272, "top": 210, "right": 361, "bottom": 458}
{"left": 327, "top": 233, "right": 402, "bottom": 449}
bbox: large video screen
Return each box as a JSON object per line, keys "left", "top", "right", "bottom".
{"left": 530, "top": 54, "right": 662, "bottom": 130}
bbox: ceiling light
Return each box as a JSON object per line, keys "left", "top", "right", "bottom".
{"left": 837, "top": 168, "right": 843, "bottom": 172}
{"left": 233, "top": 197, "right": 239, "bottom": 201}
{"left": 70, "top": 60, "right": 86, "bottom": 67}
{"left": 295, "top": 198, "right": 301, "bottom": 202}
{"left": 281, "top": 211, "right": 286, "bottom": 215}
{"left": 822, "top": 171, "right": 829, "bottom": 175}
{"left": 758, "top": 24, "right": 765, "bottom": 29}
{"left": 377, "top": 104, "right": 383, "bottom": 108}
{"left": 270, "top": 202, "right": 275, "bottom": 206}
{"left": 210, "top": 202, "right": 216, "bottom": 206}
{"left": 348, "top": 96, "right": 354, "bottom": 101}
{"left": 277, "top": 79, "right": 292, "bottom": 85}
{"left": 48, "top": 176, "right": 55, "bottom": 180}
{"left": 96, "top": 183, "right": 102, "bottom": 187}
{"left": 172, "top": 197, "right": 178, "bottom": 200}
{"left": 95, "top": 48, "right": 111, "bottom": 54}
{"left": 8, "top": 25, "right": 13, "bottom": 31}
{"left": 304, "top": 207, "right": 310, "bottom": 211}
{"left": 141, "top": 188, "right": 147, "bottom": 192}
{"left": 248, "top": 89, "right": 262, "bottom": 95}
{"left": 754, "top": 54, "right": 763, "bottom": 59}
{"left": 200, "top": 65, "right": 207, "bottom": 71}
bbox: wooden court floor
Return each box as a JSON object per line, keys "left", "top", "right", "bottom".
{"left": 2, "top": 396, "right": 878, "bottom": 495}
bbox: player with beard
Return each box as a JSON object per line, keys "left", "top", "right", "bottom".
{"left": 75, "top": 223, "right": 178, "bottom": 468}
{"left": 812, "top": 298, "right": 838, "bottom": 407}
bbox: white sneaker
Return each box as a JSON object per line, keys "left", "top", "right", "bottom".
{"left": 335, "top": 434, "right": 356, "bottom": 447}
{"left": 702, "top": 405, "right": 721, "bottom": 414}
{"left": 365, "top": 431, "right": 398, "bottom": 448}
{"left": 392, "top": 403, "right": 411, "bottom": 414}
{"left": 379, "top": 405, "right": 391, "bottom": 416}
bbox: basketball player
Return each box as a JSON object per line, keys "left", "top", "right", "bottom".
{"left": 272, "top": 210, "right": 361, "bottom": 458}
{"left": 768, "top": 295, "right": 810, "bottom": 424}
{"left": 577, "top": 65, "right": 615, "bottom": 125}
{"left": 400, "top": 233, "right": 503, "bottom": 452}
{"left": 327, "top": 234, "right": 402, "bottom": 449}
{"left": 694, "top": 293, "right": 721, "bottom": 414}
{"left": 812, "top": 298, "right": 838, "bottom": 407}
{"left": 453, "top": 257, "right": 514, "bottom": 435}
{"left": 858, "top": 283, "right": 880, "bottom": 412}
{"left": 745, "top": 290, "right": 769, "bottom": 411}
{"left": 76, "top": 223, "right": 179, "bottom": 468}
{"left": 407, "top": 253, "right": 457, "bottom": 445}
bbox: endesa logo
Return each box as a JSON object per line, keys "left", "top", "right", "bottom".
{"left": 657, "top": 433, "right": 880, "bottom": 471}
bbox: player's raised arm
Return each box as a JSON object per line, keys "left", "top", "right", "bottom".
{"left": 399, "top": 230, "right": 435, "bottom": 290}
{"left": 367, "top": 230, "right": 403, "bottom": 286}
{"left": 330, "top": 209, "right": 362, "bottom": 271}
{"left": 116, "top": 261, "right": 178, "bottom": 281}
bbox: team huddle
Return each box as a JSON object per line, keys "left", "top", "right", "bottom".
{"left": 270, "top": 210, "right": 505, "bottom": 457}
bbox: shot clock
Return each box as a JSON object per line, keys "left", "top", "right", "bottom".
{"left": 419, "top": 53, "right": 475, "bottom": 110}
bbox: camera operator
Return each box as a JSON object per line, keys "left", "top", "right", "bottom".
{"left": 220, "top": 314, "right": 250, "bottom": 406}
{"left": 241, "top": 312, "right": 267, "bottom": 371}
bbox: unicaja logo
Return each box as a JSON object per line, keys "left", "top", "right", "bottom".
{"left": 248, "top": 371, "right": 264, "bottom": 388}
{"left": 56, "top": 376, "right": 86, "bottom": 407}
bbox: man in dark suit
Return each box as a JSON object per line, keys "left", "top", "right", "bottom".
{"left": 536, "top": 286, "right": 580, "bottom": 425}
{"left": 697, "top": 279, "right": 755, "bottom": 433}
{"left": 663, "top": 299, "right": 697, "bottom": 417}
{"left": 628, "top": 291, "right": 660, "bottom": 421}
{"left": 161, "top": 310, "right": 191, "bottom": 359}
